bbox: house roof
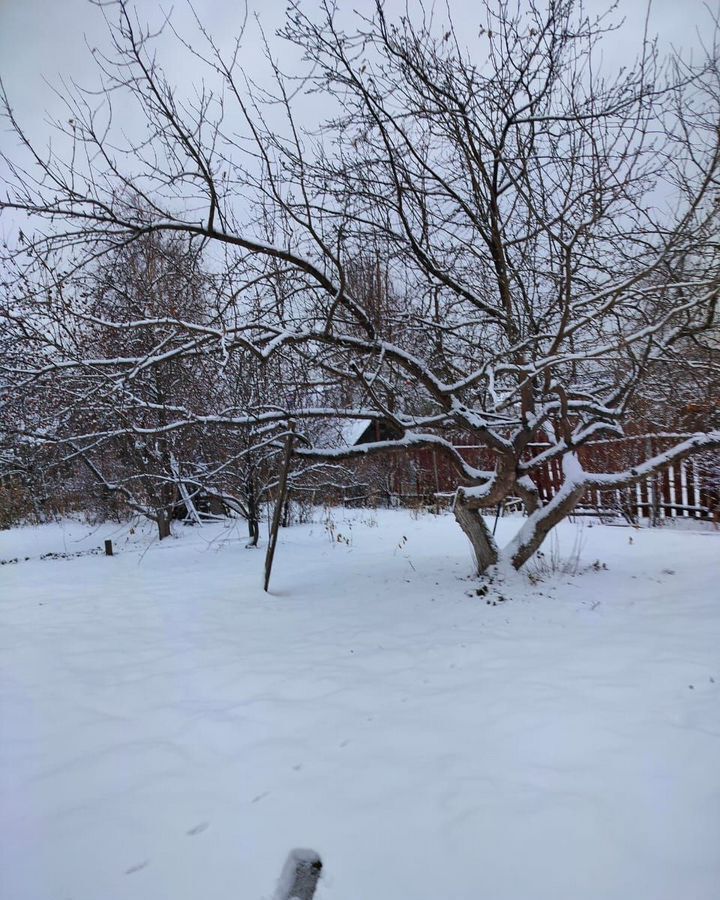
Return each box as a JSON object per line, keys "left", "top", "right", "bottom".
{"left": 314, "top": 418, "right": 373, "bottom": 449}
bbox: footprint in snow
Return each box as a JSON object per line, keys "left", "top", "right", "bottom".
{"left": 187, "top": 822, "right": 209, "bottom": 836}
{"left": 252, "top": 791, "right": 270, "bottom": 803}
{"left": 125, "top": 860, "right": 149, "bottom": 875}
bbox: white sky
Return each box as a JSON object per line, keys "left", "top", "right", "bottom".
{"left": 0, "top": 0, "right": 715, "bottom": 131}
{"left": 0, "top": 0, "right": 716, "bottom": 240}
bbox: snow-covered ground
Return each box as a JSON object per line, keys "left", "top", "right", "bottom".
{"left": 1, "top": 510, "right": 718, "bottom": 900}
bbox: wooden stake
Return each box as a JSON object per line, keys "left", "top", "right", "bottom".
{"left": 104, "top": 539, "right": 113, "bottom": 556}
{"left": 264, "top": 423, "right": 295, "bottom": 592}
{"left": 274, "top": 849, "right": 322, "bottom": 900}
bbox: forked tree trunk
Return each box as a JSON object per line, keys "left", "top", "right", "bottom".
{"left": 453, "top": 496, "right": 499, "bottom": 573}
{"left": 454, "top": 479, "right": 585, "bottom": 575}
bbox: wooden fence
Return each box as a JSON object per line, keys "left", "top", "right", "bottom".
{"left": 398, "top": 435, "right": 720, "bottom": 522}
{"left": 531, "top": 438, "right": 719, "bottom": 522}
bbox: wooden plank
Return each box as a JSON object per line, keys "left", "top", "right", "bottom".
{"left": 264, "top": 423, "right": 295, "bottom": 593}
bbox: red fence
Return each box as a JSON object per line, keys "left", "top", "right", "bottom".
{"left": 400, "top": 436, "right": 720, "bottom": 522}
{"left": 533, "top": 438, "right": 719, "bottom": 522}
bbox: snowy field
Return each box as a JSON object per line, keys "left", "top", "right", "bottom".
{"left": 1, "top": 509, "right": 719, "bottom": 900}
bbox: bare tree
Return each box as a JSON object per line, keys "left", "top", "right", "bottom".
{"left": 1, "top": 0, "right": 719, "bottom": 570}
{"left": 1, "top": 223, "right": 340, "bottom": 542}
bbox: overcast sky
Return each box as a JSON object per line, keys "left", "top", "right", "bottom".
{"left": 1, "top": 0, "right": 715, "bottom": 128}
{"left": 0, "top": 0, "right": 717, "bottom": 242}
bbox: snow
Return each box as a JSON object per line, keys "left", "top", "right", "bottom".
{"left": 1, "top": 511, "right": 719, "bottom": 900}
{"left": 315, "top": 417, "right": 372, "bottom": 450}
{"left": 337, "top": 419, "right": 371, "bottom": 448}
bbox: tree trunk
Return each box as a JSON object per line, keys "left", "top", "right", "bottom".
{"left": 246, "top": 477, "right": 259, "bottom": 547}
{"left": 157, "top": 509, "right": 172, "bottom": 540}
{"left": 453, "top": 495, "right": 499, "bottom": 574}
{"left": 508, "top": 484, "right": 584, "bottom": 570}
{"left": 282, "top": 496, "right": 290, "bottom": 528}
{"left": 515, "top": 476, "right": 541, "bottom": 515}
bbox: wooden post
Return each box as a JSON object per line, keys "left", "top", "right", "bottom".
{"left": 432, "top": 449, "right": 441, "bottom": 514}
{"left": 264, "top": 423, "right": 295, "bottom": 593}
{"left": 276, "top": 849, "right": 322, "bottom": 900}
{"left": 492, "top": 502, "right": 503, "bottom": 536}
{"left": 104, "top": 539, "right": 113, "bottom": 556}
